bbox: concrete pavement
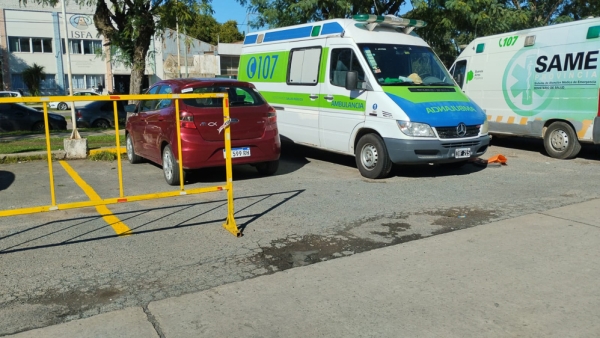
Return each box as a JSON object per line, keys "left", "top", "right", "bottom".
{"left": 6, "top": 199, "right": 600, "bottom": 337}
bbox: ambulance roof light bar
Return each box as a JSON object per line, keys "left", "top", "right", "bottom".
{"left": 353, "top": 14, "right": 427, "bottom": 33}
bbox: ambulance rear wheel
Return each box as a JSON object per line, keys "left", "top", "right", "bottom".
{"left": 543, "top": 121, "right": 581, "bottom": 159}
{"left": 355, "top": 134, "right": 392, "bottom": 179}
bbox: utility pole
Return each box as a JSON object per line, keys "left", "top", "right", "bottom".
{"left": 60, "top": 1, "right": 79, "bottom": 139}
{"left": 176, "top": 0, "right": 181, "bottom": 78}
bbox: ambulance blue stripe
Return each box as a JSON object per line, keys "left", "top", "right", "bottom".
{"left": 244, "top": 35, "right": 258, "bottom": 45}
{"left": 386, "top": 93, "right": 486, "bottom": 127}
{"left": 321, "top": 22, "right": 344, "bottom": 35}
{"left": 264, "top": 26, "right": 313, "bottom": 42}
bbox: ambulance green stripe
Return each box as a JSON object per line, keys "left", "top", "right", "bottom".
{"left": 318, "top": 48, "right": 329, "bottom": 83}
{"left": 260, "top": 91, "right": 366, "bottom": 112}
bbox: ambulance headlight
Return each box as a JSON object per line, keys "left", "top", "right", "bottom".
{"left": 480, "top": 119, "right": 489, "bottom": 134}
{"left": 397, "top": 121, "right": 435, "bottom": 137}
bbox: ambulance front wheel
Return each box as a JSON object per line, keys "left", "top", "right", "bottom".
{"left": 543, "top": 121, "right": 581, "bottom": 159}
{"left": 355, "top": 134, "right": 393, "bottom": 179}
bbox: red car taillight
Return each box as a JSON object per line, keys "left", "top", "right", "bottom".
{"left": 76, "top": 110, "right": 82, "bottom": 118}
{"left": 180, "top": 114, "right": 196, "bottom": 129}
{"left": 267, "top": 105, "right": 277, "bottom": 125}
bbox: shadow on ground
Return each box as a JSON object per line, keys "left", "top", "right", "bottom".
{"left": 0, "top": 189, "right": 304, "bottom": 254}
{"left": 490, "top": 135, "right": 600, "bottom": 160}
{"left": 0, "top": 170, "right": 15, "bottom": 191}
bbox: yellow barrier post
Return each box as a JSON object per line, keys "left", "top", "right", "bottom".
{"left": 175, "top": 98, "right": 185, "bottom": 192}
{"left": 113, "top": 101, "right": 124, "bottom": 198}
{"left": 42, "top": 102, "right": 57, "bottom": 208}
{"left": 221, "top": 95, "right": 240, "bottom": 237}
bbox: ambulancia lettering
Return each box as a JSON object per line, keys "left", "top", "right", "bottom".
{"left": 426, "top": 105, "right": 477, "bottom": 114}
{"left": 330, "top": 101, "right": 365, "bottom": 109}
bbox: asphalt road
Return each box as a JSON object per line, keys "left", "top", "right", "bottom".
{"left": 0, "top": 136, "right": 599, "bottom": 336}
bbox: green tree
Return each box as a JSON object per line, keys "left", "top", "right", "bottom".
{"left": 219, "top": 20, "right": 245, "bottom": 42}
{"left": 235, "top": 0, "right": 593, "bottom": 66}
{"left": 161, "top": 11, "right": 244, "bottom": 45}
{"left": 22, "top": 0, "right": 213, "bottom": 95}
{"left": 22, "top": 63, "right": 45, "bottom": 96}
{"left": 557, "top": 0, "right": 600, "bottom": 21}
{"left": 236, "top": 0, "right": 409, "bottom": 28}
{"left": 186, "top": 14, "right": 221, "bottom": 44}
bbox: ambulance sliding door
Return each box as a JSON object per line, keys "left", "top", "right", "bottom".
{"left": 281, "top": 44, "right": 323, "bottom": 147}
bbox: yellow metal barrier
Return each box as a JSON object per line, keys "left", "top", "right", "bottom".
{"left": 0, "top": 93, "right": 241, "bottom": 237}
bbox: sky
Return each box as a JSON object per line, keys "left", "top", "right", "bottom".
{"left": 212, "top": 0, "right": 255, "bottom": 34}
{"left": 211, "top": 0, "right": 414, "bottom": 35}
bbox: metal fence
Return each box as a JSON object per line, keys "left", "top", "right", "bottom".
{"left": 0, "top": 93, "right": 241, "bottom": 237}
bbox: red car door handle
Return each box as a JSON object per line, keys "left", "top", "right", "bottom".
{"left": 158, "top": 116, "right": 164, "bottom": 121}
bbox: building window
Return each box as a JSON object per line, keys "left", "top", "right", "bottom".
{"left": 11, "top": 74, "right": 25, "bottom": 90}
{"left": 63, "top": 39, "right": 102, "bottom": 54}
{"left": 41, "top": 75, "right": 57, "bottom": 90}
{"left": 86, "top": 75, "right": 105, "bottom": 89}
{"left": 9, "top": 37, "right": 53, "bottom": 53}
{"left": 70, "top": 39, "right": 82, "bottom": 54}
{"left": 32, "top": 38, "right": 53, "bottom": 53}
{"left": 65, "top": 75, "right": 97, "bottom": 89}
{"left": 220, "top": 56, "right": 240, "bottom": 76}
{"left": 83, "top": 40, "right": 102, "bottom": 54}
{"left": 8, "top": 37, "right": 31, "bottom": 53}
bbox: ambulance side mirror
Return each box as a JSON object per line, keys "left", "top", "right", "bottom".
{"left": 345, "top": 71, "right": 358, "bottom": 90}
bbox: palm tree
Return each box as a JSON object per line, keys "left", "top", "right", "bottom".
{"left": 22, "top": 63, "right": 45, "bottom": 96}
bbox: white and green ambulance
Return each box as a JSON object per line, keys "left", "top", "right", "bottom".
{"left": 450, "top": 17, "right": 600, "bottom": 159}
{"left": 239, "top": 15, "right": 490, "bottom": 179}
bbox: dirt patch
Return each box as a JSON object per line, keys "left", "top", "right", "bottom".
{"left": 30, "top": 286, "right": 124, "bottom": 318}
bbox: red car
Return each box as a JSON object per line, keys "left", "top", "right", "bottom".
{"left": 125, "top": 79, "right": 281, "bottom": 185}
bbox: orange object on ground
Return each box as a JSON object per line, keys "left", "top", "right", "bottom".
{"left": 487, "top": 154, "right": 507, "bottom": 164}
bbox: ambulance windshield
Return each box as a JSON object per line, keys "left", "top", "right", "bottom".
{"left": 358, "top": 43, "right": 454, "bottom": 86}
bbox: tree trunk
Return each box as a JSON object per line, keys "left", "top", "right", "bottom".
{"left": 129, "top": 52, "right": 146, "bottom": 95}
{"left": 129, "top": 12, "right": 154, "bottom": 95}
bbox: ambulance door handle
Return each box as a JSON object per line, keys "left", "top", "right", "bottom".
{"left": 324, "top": 95, "right": 334, "bottom": 101}
{"left": 309, "top": 94, "right": 318, "bottom": 100}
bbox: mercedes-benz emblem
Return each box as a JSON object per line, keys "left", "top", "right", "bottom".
{"left": 456, "top": 123, "right": 467, "bottom": 137}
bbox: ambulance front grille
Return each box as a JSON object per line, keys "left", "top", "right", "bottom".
{"left": 436, "top": 125, "right": 480, "bottom": 139}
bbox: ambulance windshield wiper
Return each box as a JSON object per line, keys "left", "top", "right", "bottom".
{"left": 380, "top": 82, "right": 417, "bottom": 86}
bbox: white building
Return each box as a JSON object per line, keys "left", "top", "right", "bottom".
{"left": 0, "top": 1, "right": 225, "bottom": 95}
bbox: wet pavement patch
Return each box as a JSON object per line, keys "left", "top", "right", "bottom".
{"left": 427, "top": 208, "right": 497, "bottom": 234}
{"left": 250, "top": 232, "right": 422, "bottom": 272}
{"left": 249, "top": 207, "right": 499, "bottom": 274}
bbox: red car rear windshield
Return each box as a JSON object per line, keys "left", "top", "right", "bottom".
{"left": 182, "top": 86, "right": 265, "bottom": 108}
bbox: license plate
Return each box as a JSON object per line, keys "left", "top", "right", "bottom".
{"left": 223, "top": 147, "right": 251, "bottom": 158}
{"left": 455, "top": 148, "right": 471, "bottom": 158}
